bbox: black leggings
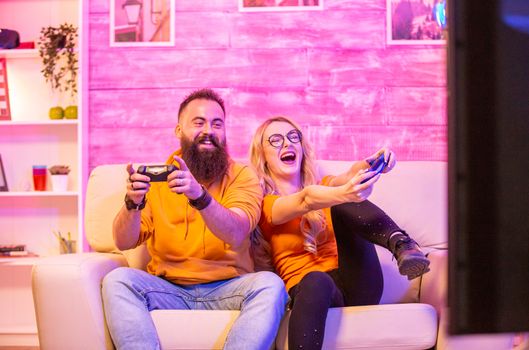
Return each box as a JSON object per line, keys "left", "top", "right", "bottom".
{"left": 287, "top": 200, "right": 403, "bottom": 350}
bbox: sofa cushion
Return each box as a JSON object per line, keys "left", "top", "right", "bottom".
{"left": 85, "top": 164, "right": 150, "bottom": 269}
{"left": 275, "top": 304, "right": 438, "bottom": 350}
{"left": 149, "top": 304, "right": 437, "bottom": 350}
{"left": 151, "top": 310, "right": 239, "bottom": 350}
{"left": 317, "top": 161, "right": 447, "bottom": 249}
{"left": 376, "top": 245, "right": 422, "bottom": 304}
{"left": 85, "top": 164, "right": 128, "bottom": 252}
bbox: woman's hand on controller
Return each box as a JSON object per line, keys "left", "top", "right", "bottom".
{"left": 340, "top": 169, "right": 380, "bottom": 202}
{"left": 365, "top": 147, "right": 396, "bottom": 173}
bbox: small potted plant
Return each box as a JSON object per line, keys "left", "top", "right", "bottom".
{"left": 48, "top": 165, "right": 70, "bottom": 192}
{"left": 38, "top": 23, "right": 78, "bottom": 120}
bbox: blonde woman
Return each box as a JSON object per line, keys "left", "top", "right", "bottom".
{"left": 249, "top": 116, "right": 429, "bottom": 350}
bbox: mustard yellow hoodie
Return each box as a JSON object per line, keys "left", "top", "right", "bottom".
{"left": 136, "top": 150, "right": 263, "bottom": 285}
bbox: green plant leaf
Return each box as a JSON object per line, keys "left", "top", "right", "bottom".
{"left": 38, "top": 23, "right": 78, "bottom": 99}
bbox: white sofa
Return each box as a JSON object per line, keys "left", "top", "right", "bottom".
{"left": 32, "top": 161, "right": 516, "bottom": 349}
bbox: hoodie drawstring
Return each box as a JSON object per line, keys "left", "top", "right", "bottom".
{"left": 183, "top": 203, "right": 189, "bottom": 240}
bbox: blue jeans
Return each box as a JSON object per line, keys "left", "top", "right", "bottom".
{"left": 102, "top": 267, "right": 288, "bottom": 350}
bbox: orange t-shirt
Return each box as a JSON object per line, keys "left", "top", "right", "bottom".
{"left": 136, "top": 150, "right": 263, "bottom": 285}
{"left": 258, "top": 183, "right": 339, "bottom": 291}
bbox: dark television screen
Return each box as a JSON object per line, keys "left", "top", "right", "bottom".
{"left": 448, "top": 0, "right": 529, "bottom": 334}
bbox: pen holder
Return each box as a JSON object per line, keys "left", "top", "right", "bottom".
{"left": 59, "top": 239, "right": 76, "bottom": 254}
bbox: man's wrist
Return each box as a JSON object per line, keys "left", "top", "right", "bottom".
{"left": 124, "top": 194, "right": 147, "bottom": 211}
{"left": 188, "top": 185, "right": 212, "bottom": 210}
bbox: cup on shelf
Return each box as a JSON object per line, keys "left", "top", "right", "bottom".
{"left": 32, "top": 165, "right": 47, "bottom": 191}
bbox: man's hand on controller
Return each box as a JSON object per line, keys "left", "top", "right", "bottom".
{"left": 167, "top": 156, "right": 204, "bottom": 200}
{"left": 126, "top": 163, "right": 151, "bottom": 204}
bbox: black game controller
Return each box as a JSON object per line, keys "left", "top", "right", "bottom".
{"left": 360, "top": 154, "right": 388, "bottom": 184}
{"left": 137, "top": 165, "right": 177, "bottom": 182}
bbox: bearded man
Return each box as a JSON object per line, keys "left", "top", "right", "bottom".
{"left": 102, "top": 88, "right": 287, "bottom": 350}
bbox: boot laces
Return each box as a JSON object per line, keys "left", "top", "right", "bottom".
{"left": 394, "top": 237, "right": 417, "bottom": 255}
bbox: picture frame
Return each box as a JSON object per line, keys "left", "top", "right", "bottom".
{"left": 110, "top": 0, "right": 175, "bottom": 47}
{"left": 386, "top": 0, "right": 447, "bottom": 45}
{"left": 0, "top": 154, "right": 8, "bottom": 191}
{"left": 0, "top": 58, "right": 11, "bottom": 121}
{"left": 239, "top": 0, "right": 323, "bottom": 12}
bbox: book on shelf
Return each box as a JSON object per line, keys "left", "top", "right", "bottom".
{"left": 0, "top": 244, "right": 26, "bottom": 253}
{"left": 1, "top": 250, "right": 30, "bottom": 256}
{"left": 0, "top": 244, "right": 37, "bottom": 257}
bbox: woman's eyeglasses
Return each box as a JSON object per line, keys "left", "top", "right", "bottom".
{"left": 267, "top": 129, "right": 302, "bottom": 148}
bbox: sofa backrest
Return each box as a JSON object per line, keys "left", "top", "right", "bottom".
{"left": 84, "top": 164, "right": 151, "bottom": 269}
{"left": 85, "top": 161, "right": 447, "bottom": 303}
{"left": 317, "top": 161, "right": 447, "bottom": 249}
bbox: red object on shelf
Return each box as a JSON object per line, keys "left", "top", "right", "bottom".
{"left": 0, "top": 58, "right": 11, "bottom": 120}
{"left": 32, "top": 165, "right": 47, "bottom": 191}
{"left": 17, "top": 41, "right": 35, "bottom": 49}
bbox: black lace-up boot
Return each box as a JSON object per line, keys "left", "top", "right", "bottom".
{"left": 388, "top": 232, "right": 430, "bottom": 280}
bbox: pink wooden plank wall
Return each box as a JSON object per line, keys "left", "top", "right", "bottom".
{"left": 87, "top": 0, "right": 446, "bottom": 170}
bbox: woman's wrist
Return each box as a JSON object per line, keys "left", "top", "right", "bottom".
{"left": 337, "top": 184, "right": 354, "bottom": 203}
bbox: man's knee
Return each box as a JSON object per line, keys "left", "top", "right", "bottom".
{"left": 251, "top": 271, "right": 288, "bottom": 301}
{"left": 102, "top": 267, "right": 136, "bottom": 292}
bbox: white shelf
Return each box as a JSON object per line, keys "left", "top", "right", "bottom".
{"left": 0, "top": 119, "right": 78, "bottom": 126}
{"left": 0, "top": 191, "right": 78, "bottom": 197}
{"left": 0, "top": 256, "right": 41, "bottom": 266}
{"left": 0, "top": 325, "right": 38, "bottom": 334}
{"left": 0, "top": 254, "right": 81, "bottom": 266}
{"left": 0, "top": 49, "right": 39, "bottom": 59}
{"left": 0, "top": 48, "right": 80, "bottom": 59}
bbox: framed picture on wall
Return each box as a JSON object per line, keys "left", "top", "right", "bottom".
{"left": 239, "top": 0, "right": 323, "bottom": 12}
{"left": 0, "top": 154, "right": 8, "bottom": 191}
{"left": 110, "top": 0, "right": 175, "bottom": 47}
{"left": 387, "top": 0, "right": 447, "bottom": 45}
{"left": 0, "top": 58, "right": 11, "bottom": 121}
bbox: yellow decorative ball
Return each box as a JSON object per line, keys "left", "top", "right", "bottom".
{"left": 64, "top": 105, "right": 78, "bottom": 119}
{"left": 49, "top": 106, "right": 64, "bottom": 120}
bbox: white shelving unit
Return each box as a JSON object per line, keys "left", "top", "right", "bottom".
{"left": 0, "top": 49, "right": 39, "bottom": 59}
{"left": 0, "top": 0, "right": 83, "bottom": 346}
{"left": 0, "top": 119, "right": 78, "bottom": 126}
{"left": 0, "top": 191, "right": 78, "bottom": 197}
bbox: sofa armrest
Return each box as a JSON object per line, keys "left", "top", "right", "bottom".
{"left": 32, "top": 252, "right": 127, "bottom": 350}
{"left": 419, "top": 249, "right": 515, "bottom": 349}
{"left": 419, "top": 248, "right": 448, "bottom": 312}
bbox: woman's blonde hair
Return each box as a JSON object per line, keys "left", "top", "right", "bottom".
{"left": 249, "top": 116, "right": 327, "bottom": 254}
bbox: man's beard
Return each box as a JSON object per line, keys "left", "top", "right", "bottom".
{"left": 181, "top": 134, "right": 230, "bottom": 183}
